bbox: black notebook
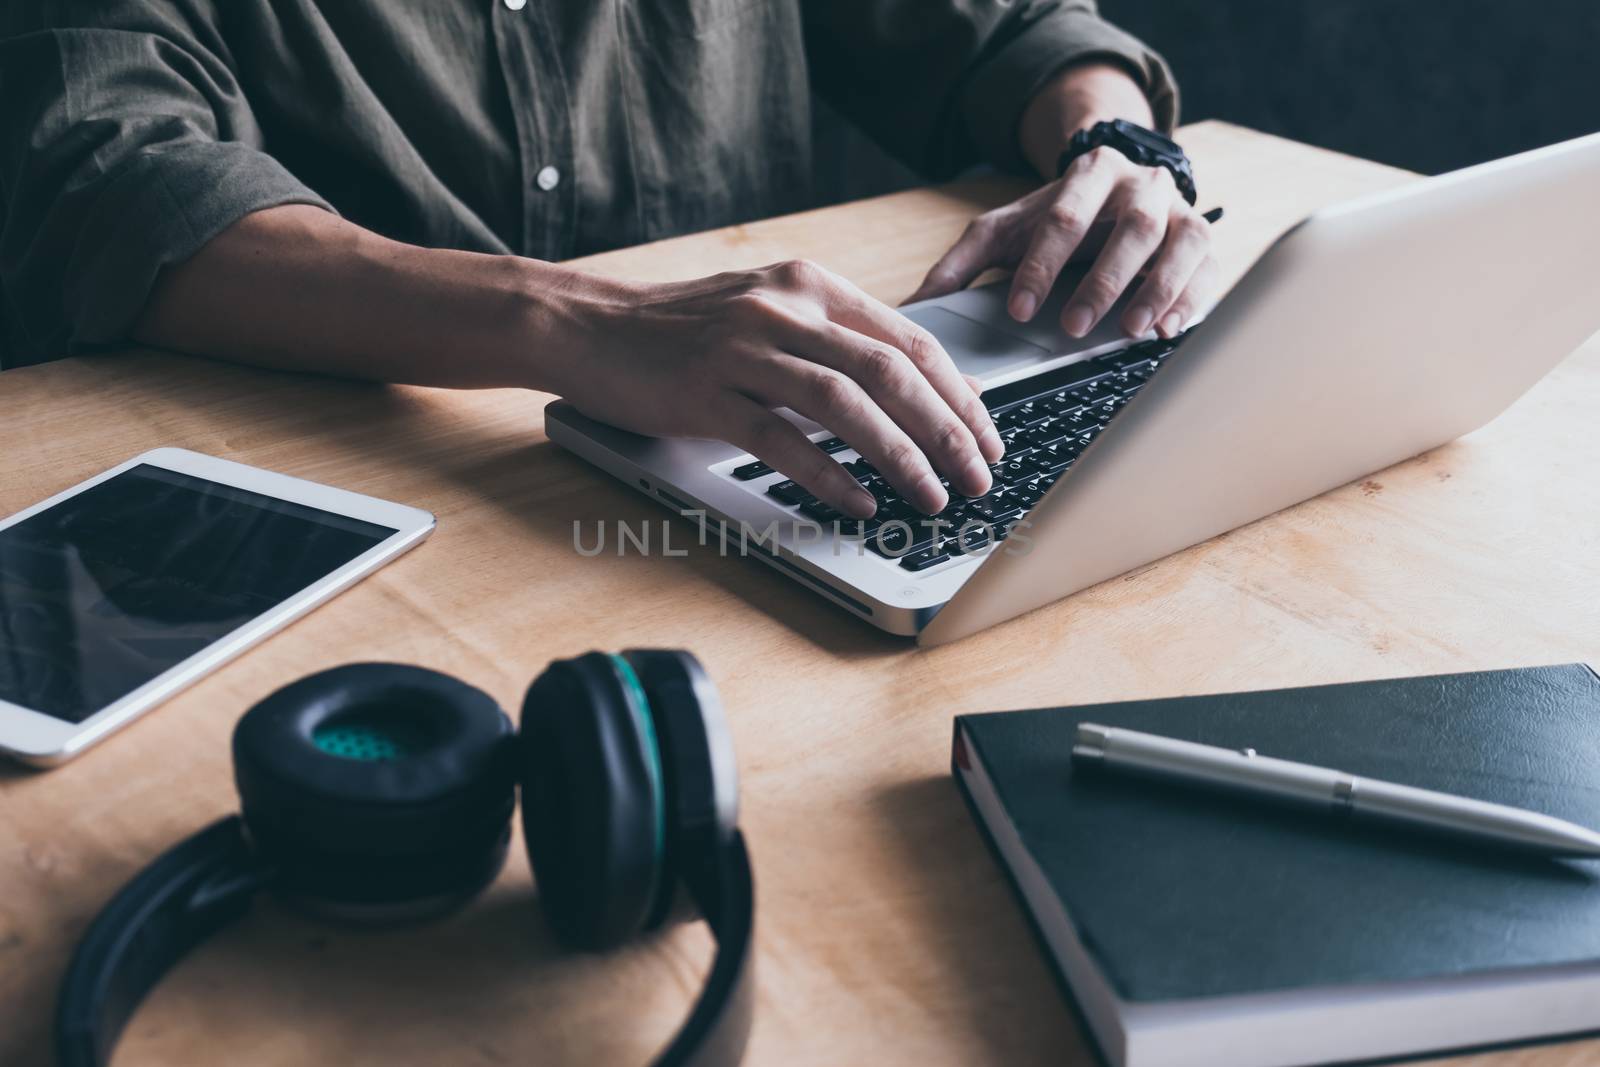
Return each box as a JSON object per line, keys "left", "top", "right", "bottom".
{"left": 952, "top": 664, "right": 1600, "bottom": 1067}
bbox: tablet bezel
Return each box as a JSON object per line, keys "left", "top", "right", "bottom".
{"left": 0, "top": 447, "right": 435, "bottom": 765}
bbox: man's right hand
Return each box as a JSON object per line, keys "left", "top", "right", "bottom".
{"left": 132, "top": 210, "right": 999, "bottom": 517}
{"left": 545, "top": 259, "right": 1003, "bottom": 519}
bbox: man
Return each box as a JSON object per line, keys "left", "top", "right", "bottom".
{"left": 0, "top": 1, "right": 1215, "bottom": 519}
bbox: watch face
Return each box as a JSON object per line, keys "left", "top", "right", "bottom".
{"left": 1114, "top": 119, "right": 1181, "bottom": 156}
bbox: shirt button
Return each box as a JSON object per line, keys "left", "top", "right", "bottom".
{"left": 535, "top": 165, "right": 561, "bottom": 191}
{"left": 503, "top": 0, "right": 526, "bottom": 10}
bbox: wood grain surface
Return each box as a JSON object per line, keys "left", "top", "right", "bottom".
{"left": 1, "top": 121, "right": 1596, "bottom": 1067}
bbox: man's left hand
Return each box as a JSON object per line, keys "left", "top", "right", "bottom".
{"left": 907, "top": 145, "right": 1219, "bottom": 341}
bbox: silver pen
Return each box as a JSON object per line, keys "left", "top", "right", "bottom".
{"left": 1071, "top": 722, "right": 1600, "bottom": 858}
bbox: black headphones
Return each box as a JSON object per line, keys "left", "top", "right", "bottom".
{"left": 55, "top": 650, "right": 754, "bottom": 1067}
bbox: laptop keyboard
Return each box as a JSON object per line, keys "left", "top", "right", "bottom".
{"left": 728, "top": 332, "right": 1189, "bottom": 573}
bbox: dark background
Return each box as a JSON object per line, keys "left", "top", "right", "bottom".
{"left": 817, "top": 1, "right": 1600, "bottom": 199}
{"left": 1100, "top": 0, "right": 1600, "bottom": 175}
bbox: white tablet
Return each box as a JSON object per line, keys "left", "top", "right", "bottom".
{"left": 0, "top": 448, "right": 435, "bottom": 765}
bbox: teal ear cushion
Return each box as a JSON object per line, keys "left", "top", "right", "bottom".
{"left": 519, "top": 652, "right": 666, "bottom": 950}
{"left": 311, "top": 711, "right": 430, "bottom": 761}
{"left": 607, "top": 654, "right": 666, "bottom": 875}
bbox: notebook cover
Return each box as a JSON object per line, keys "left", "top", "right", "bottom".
{"left": 954, "top": 664, "right": 1600, "bottom": 1003}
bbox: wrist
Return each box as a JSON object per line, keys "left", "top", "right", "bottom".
{"left": 1019, "top": 61, "right": 1155, "bottom": 180}
{"left": 502, "top": 258, "right": 626, "bottom": 396}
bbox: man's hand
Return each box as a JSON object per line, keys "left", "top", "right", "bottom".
{"left": 549, "top": 260, "right": 1004, "bottom": 519}
{"left": 909, "top": 148, "right": 1219, "bottom": 341}
{"left": 909, "top": 61, "right": 1219, "bottom": 342}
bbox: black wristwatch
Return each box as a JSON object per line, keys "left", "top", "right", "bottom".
{"left": 1056, "top": 119, "right": 1197, "bottom": 206}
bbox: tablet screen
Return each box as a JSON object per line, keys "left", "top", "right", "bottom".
{"left": 0, "top": 465, "right": 396, "bottom": 723}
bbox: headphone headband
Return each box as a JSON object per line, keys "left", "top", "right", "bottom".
{"left": 55, "top": 816, "right": 755, "bottom": 1067}
{"left": 55, "top": 818, "right": 268, "bottom": 1067}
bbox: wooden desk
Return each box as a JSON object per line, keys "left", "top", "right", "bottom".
{"left": 3, "top": 122, "right": 1597, "bottom": 1067}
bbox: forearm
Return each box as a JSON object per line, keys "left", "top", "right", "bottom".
{"left": 132, "top": 205, "right": 578, "bottom": 391}
{"left": 129, "top": 203, "right": 1008, "bottom": 519}
{"left": 1017, "top": 62, "right": 1156, "bottom": 180}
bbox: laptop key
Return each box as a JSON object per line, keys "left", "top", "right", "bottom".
{"left": 1122, "top": 340, "right": 1167, "bottom": 361}
{"left": 1100, "top": 348, "right": 1147, "bottom": 370}
{"left": 868, "top": 523, "right": 936, "bottom": 557}
{"left": 845, "top": 459, "right": 877, "bottom": 481}
{"left": 952, "top": 523, "right": 1003, "bottom": 554}
{"left": 971, "top": 509, "right": 1022, "bottom": 537}
{"left": 998, "top": 426, "right": 1028, "bottom": 451}
{"left": 732, "top": 460, "right": 773, "bottom": 480}
{"left": 998, "top": 459, "right": 1034, "bottom": 483}
{"left": 1023, "top": 423, "right": 1066, "bottom": 449}
{"left": 836, "top": 517, "right": 878, "bottom": 539}
{"left": 967, "top": 496, "right": 1016, "bottom": 523}
{"left": 868, "top": 481, "right": 898, "bottom": 506}
{"left": 1024, "top": 448, "right": 1069, "bottom": 476}
{"left": 767, "top": 480, "right": 809, "bottom": 506}
{"left": 996, "top": 401, "right": 1046, "bottom": 430}
{"left": 986, "top": 500, "right": 1024, "bottom": 522}
{"left": 1013, "top": 483, "right": 1045, "bottom": 508}
{"left": 874, "top": 499, "right": 924, "bottom": 525}
{"left": 1041, "top": 391, "right": 1079, "bottom": 415}
{"left": 898, "top": 546, "right": 953, "bottom": 572}
{"left": 800, "top": 499, "right": 844, "bottom": 524}
{"left": 814, "top": 436, "right": 849, "bottom": 454}
{"left": 1015, "top": 401, "right": 1050, "bottom": 425}
{"left": 1062, "top": 409, "right": 1099, "bottom": 433}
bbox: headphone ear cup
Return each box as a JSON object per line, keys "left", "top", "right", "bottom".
{"left": 233, "top": 664, "right": 515, "bottom": 922}
{"left": 621, "top": 649, "right": 738, "bottom": 931}
{"left": 519, "top": 652, "right": 666, "bottom": 950}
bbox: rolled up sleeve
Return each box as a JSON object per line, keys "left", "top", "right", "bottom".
{"left": 0, "top": 2, "right": 330, "bottom": 367}
{"left": 803, "top": 0, "right": 1177, "bottom": 179}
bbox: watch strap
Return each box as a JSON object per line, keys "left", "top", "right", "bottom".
{"left": 1056, "top": 119, "right": 1198, "bottom": 206}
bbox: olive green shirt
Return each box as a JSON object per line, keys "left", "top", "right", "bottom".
{"left": 0, "top": 1, "right": 1174, "bottom": 369}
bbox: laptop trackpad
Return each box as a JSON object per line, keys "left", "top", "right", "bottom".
{"left": 901, "top": 306, "right": 1052, "bottom": 379}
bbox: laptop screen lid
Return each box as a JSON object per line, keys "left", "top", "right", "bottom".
{"left": 920, "top": 132, "right": 1600, "bottom": 646}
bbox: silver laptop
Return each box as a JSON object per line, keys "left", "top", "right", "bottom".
{"left": 547, "top": 132, "right": 1600, "bottom": 646}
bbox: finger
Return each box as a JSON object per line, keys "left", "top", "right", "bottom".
{"left": 788, "top": 319, "right": 993, "bottom": 499}
{"left": 1122, "top": 210, "right": 1210, "bottom": 337}
{"left": 733, "top": 354, "right": 950, "bottom": 515}
{"left": 906, "top": 216, "right": 998, "bottom": 304}
{"left": 1006, "top": 151, "right": 1119, "bottom": 323}
{"left": 962, "top": 373, "right": 984, "bottom": 396}
{"left": 1156, "top": 255, "right": 1223, "bottom": 339}
{"left": 1061, "top": 183, "right": 1172, "bottom": 338}
{"left": 715, "top": 392, "right": 878, "bottom": 518}
{"left": 809, "top": 271, "right": 1003, "bottom": 467}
